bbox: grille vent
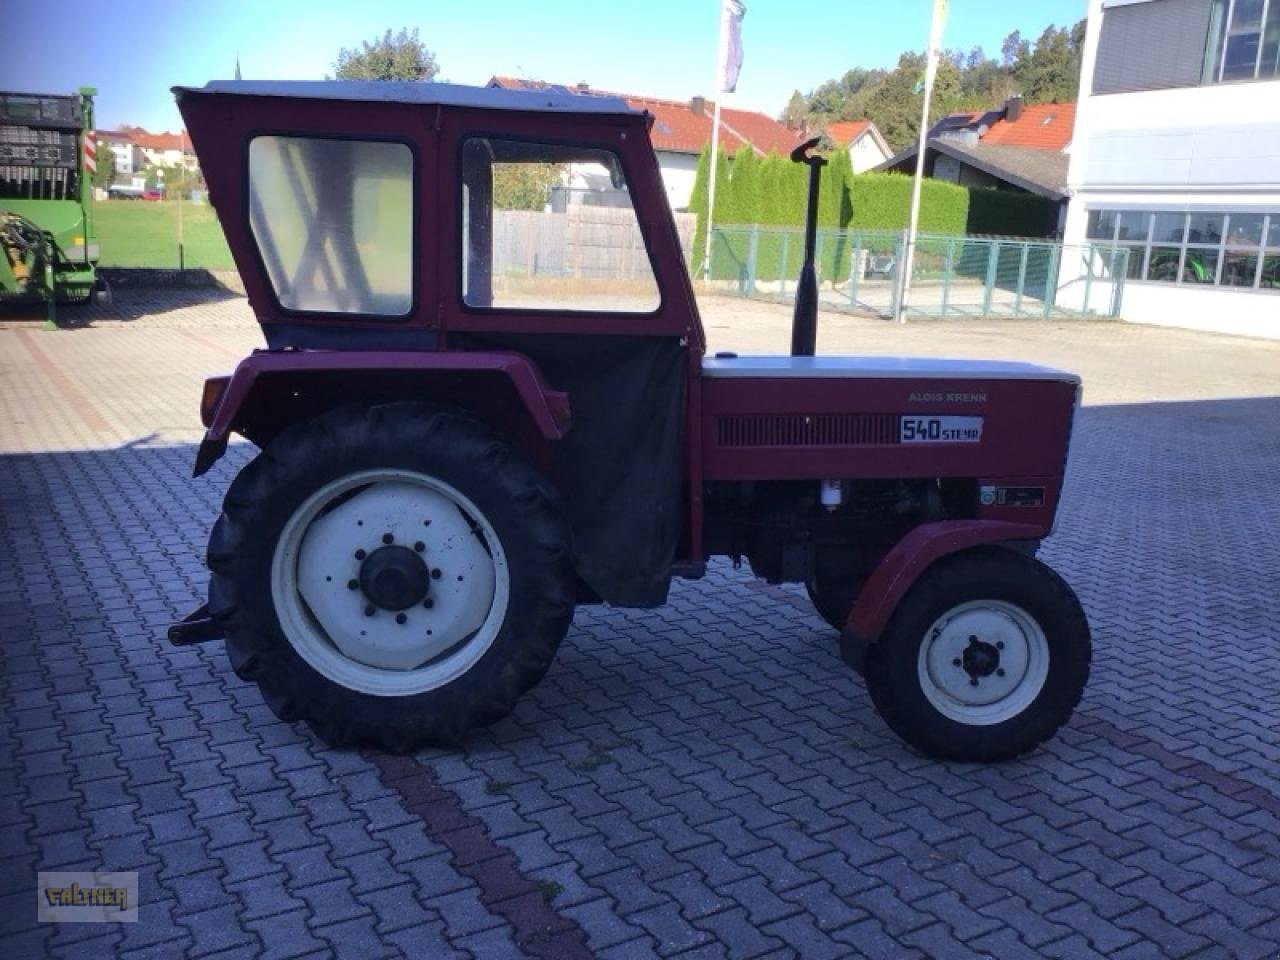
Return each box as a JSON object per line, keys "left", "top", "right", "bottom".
{"left": 716, "top": 413, "right": 898, "bottom": 447}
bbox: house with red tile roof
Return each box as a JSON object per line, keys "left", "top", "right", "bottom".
{"left": 131, "top": 129, "right": 196, "bottom": 170}
{"left": 878, "top": 96, "right": 1077, "bottom": 236}
{"left": 488, "top": 77, "right": 802, "bottom": 211}
{"left": 821, "top": 119, "right": 893, "bottom": 173}
{"left": 97, "top": 126, "right": 197, "bottom": 185}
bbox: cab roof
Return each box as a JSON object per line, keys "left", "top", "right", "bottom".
{"left": 172, "top": 80, "right": 643, "bottom": 117}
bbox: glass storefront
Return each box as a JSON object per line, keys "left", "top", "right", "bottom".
{"left": 1087, "top": 208, "right": 1280, "bottom": 290}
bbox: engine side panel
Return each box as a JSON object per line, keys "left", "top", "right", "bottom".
{"left": 700, "top": 370, "right": 1079, "bottom": 532}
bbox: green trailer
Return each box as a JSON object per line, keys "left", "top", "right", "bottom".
{"left": 0, "top": 86, "right": 109, "bottom": 324}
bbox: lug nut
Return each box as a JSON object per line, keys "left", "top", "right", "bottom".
{"left": 970, "top": 677, "right": 979, "bottom": 686}
{"left": 364, "top": 604, "right": 376, "bottom": 616}
{"left": 395, "top": 613, "right": 407, "bottom": 625}
{"left": 996, "top": 641, "right": 1005, "bottom": 650}
{"left": 996, "top": 668, "right": 1006, "bottom": 677}
{"left": 382, "top": 533, "right": 394, "bottom": 545}
{"left": 953, "top": 658, "right": 962, "bottom": 667}
{"left": 355, "top": 549, "right": 366, "bottom": 560}
{"left": 431, "top": 568, "right": 442, "bottom": 580}
{"left": 347, "top": 579, "right": 359, "bottom": 591}
{"left": 414, "top": 541, "right": 425, "bottom": 552}
{"left": 423, "top": 598, "right": 434, "bottom": 609}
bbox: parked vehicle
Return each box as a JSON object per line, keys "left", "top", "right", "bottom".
{"left": 0, "top": 87, "right": 110, "bottom": 319}
{"left": 169, "top": 81, "right": 1091, "bottom": 762}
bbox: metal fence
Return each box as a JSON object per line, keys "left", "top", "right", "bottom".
{"left": 705, "top": 226, "right": 1130, "bottom": 320}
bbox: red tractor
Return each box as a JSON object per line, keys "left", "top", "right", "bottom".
{"left": 169, "top": 81, "right": 1090, "bottom": 762}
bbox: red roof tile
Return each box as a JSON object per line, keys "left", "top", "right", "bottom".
{"left": 823, "top": 120, "right": 871, "bottom": 147}
{"left": 132, "top": 130, "right": 188, "bottom": 151}
{"left": 488, "top": 76, "right": 802, "bottom": 157}
{"left": 981, "top": 102, "right": 1075, "bottom": 151}
{"left": 97, "top": 127, "right": 190, "bottom": 151}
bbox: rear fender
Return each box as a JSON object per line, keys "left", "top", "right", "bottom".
{"left": 194, "top": 350, "right": 571, "bottom": 476}
{"left": 839, "top": 519, "right": 1043, "bottom": 673}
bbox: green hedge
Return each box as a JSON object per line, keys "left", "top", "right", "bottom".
{"left": 965, "top": 187, "right": 1057, "bottom": 238}
{"left": 686, "top": 147, "right": 730, "bottom": 274}
{"left": 848, "top": 172, "right": 968, "bottom": 235}
{"left": 691, "top": 145, "right": 1061, "bottom": 282}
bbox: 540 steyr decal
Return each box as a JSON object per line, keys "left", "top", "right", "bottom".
{"left": 900, "top": 415, "right": 984, "bottom": 443}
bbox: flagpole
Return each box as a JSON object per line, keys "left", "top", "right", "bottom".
{"left": 703, "top": 3, "right": 730, "bottom": 282}
{"left": 896, "top": 0, "right": 947, "bottom": 323}
{"left": 177, "top": 128, "right": 186, "bottom": 271}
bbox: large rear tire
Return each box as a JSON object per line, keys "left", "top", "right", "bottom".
{"left": 207, "top": 403, "right": 575, "bottom": 750}
{"left": 864, "top": 548, "right": 1090, "bottom": 762}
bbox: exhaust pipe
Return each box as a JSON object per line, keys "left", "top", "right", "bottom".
{"left": 789, "top": 137, "right": 827, "bottom": 357}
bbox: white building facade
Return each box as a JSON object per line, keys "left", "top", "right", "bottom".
{"left": 98, "top": 133, "right": 138, "bottom": 178}
{"left": 1064, "top": 0, "right": 1280, "bottom": 338}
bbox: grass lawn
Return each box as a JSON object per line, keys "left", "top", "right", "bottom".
{"left": 94, "top": 199, "right": 235, "bottom": 270}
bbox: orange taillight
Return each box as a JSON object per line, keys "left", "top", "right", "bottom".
{"left": 200, "top": 376, "right": 231, "bottom": 427}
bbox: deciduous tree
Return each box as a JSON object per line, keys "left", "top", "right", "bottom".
{"left": 332, "top": 28, "right": 439, "bottom": 82}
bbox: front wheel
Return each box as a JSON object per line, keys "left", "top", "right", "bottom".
{"left": 207, "top": 403, "right": 576, "bottom": 750}
{"left": 864, "top": 548, "right": 1090, "bottom": 762}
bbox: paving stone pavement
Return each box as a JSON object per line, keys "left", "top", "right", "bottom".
{"left": 2, "top": 291, "right": 1279, "bottom": 958}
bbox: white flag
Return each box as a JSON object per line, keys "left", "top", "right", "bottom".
{"left": 923, "top": 0, "right": 949, "bottom": 92}
{"left": 718, "top": 0, "right": 746, "bottom": 93}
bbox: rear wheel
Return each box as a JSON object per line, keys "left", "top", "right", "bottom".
{"left": 864, "top": 548, "right": 1090, "bottom": 762}
{"left": 207, "top": 403, "right": 575, "bottom": 750}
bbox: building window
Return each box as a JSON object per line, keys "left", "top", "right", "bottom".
{"left": 1089, "top": 209, "right": 1150, "bottom": 279}
{"left": 1086, "top": 207, "right": 1280, "bottom": 291}
{"left": 247, "top": 136, "right": 414, "bottom": 316}
{"left": 1206, "top": 0, "right": 1280, "bottom": 82}
{"left": 1264, "top": 217, "right": 1280, "bottom": 289}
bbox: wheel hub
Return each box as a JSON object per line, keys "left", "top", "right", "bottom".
{"left": 359, "top": 545, "right": 430, "bottom": 611}
{"left": 961, "top": 636, "right": 1000, "bottom": 680}
{"left": 285, "top": 476, "right": 503, "bottom": 677}
{"left": 916, "top": 601, "right": 1049, "bottom": 724}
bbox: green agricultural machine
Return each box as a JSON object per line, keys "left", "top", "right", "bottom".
{"left": 0, "top": 87, "right": 110, "bottom": 323}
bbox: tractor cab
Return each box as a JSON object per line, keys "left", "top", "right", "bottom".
{"left": 178, "top": 80, "right": 702, "bottom": 348}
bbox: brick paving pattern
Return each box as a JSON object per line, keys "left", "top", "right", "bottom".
{"left": 2, "top": 291, "right": 1279, "bottom": 958}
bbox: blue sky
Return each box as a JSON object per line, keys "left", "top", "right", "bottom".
{"left": 0, "top": 0, "right": 1085, "bottom": 133}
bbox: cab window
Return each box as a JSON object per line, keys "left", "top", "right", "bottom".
{"left": 248, "top": 136, "right": 413, "bottom": 316}
{"left": 460, "top": 137, "right": 659, "bottom": 313}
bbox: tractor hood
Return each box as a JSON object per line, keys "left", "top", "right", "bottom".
{"left": 701, "top": 356, "right": 1080, "bottom": 384}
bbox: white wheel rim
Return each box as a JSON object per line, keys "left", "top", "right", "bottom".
{"left": 916, "top": 599, "right": 1049, "bottom": 726}
{"left": 271, "top": 468, "right": 510, "bottom": 697}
